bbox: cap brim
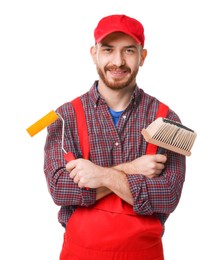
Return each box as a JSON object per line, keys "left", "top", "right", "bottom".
{"left": 96, "top": 30, "right": 141, "bottom": 45}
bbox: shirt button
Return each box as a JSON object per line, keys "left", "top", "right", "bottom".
{"left": 122, "top": 115, "right": 126, "bottom": 119}
{"left": 115, "top": 142, "right": 119, "bottom": 146}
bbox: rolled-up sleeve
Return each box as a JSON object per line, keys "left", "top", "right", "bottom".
{"left": 44, "top": 102, "right": 96, "bottom": 208}
{"left": 127, "top": 152, "right": 186, "bottom": 216}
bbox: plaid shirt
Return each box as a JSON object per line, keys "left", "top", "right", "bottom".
{"left": 44, "top": 81, "right": 186, "bottom": 231}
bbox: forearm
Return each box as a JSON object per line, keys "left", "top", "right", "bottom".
{"left": 95, "top": 186, "right": 112, "bottom": 200}
{"left": 102, "top": 167, "right": 134, "bottom": 205}
{"left": 65, "top": 158, "right": 133, "bottom": 205}
{"left": 113, "top": 154, "right": 167, "bottom": 178}
{"left": 127, "top": 153, "right": 186, "bottom": 215}
{"left": 113, "top": 161, "right": 136, "bottom": 174}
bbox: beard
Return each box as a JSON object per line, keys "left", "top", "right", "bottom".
{"left": 96, "top": 64, "right": 138, "bottom": 90}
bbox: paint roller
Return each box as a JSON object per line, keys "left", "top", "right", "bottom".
{"left": 26, "top": 110, "right": 76, "bottom": 162}
{"left": 27, "top": 110, "right": 91, "bottom": 189}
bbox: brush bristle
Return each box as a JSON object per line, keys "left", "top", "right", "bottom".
{"left": 26, "top": 110, "right": 59, "bottom": 137}
{"left": 141, "top": 117, "right": 197, "bottom": 156}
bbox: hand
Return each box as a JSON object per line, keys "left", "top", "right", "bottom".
{"left": 115, "top": 154, "right": 167, "bottom": 178}
{"left": 66, "top": 159, "right": 107, "bottom": 188}
{"left": 66, "top": 159, "right": 134, "bottom": 205}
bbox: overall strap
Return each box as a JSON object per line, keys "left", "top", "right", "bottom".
{"left": 145, "top": 102, "right": 169, "bottom": 155}
{"left": 71, "top": 97, "right": 90, "bottom": 159}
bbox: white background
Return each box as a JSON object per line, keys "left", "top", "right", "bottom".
{"left": 1, "top": 0, "right": 224, "bottom": 259}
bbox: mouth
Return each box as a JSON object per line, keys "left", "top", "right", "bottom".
{"left": 107, "top": 67, "right": 130, "bottom": 78}
{"left": 109, "top": 70, "right": 127, "bottom": 77}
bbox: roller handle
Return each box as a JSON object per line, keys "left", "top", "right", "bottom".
{"left": 64, "top": 152, "right": 90, "bottom": 190}
{"left": 64, "top": 151, "right": 76, "bottom": 162}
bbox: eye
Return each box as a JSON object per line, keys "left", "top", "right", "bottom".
{"left": 125, "top": 48, "right": 135, "bottom": 55}
{"left": 102, "top": 47, "right": 113, "bottom": 53}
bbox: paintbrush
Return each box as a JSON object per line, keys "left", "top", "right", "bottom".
{"left": 141, "top": 117, "right": 197, "bottom": 156}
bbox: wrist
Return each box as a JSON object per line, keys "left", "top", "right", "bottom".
{"left": 113, "top": 162, "right": 135, "bottom": 174}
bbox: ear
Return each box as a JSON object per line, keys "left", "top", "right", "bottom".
{"left": 90, "top": 46, "right": 97, "bottom": 64}
{"left": 139, "top": 49, "right": 147, "bottom": 66}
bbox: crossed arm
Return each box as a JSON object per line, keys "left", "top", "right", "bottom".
{"left": 66, "top": 154, "right": 167, "bottom": 205}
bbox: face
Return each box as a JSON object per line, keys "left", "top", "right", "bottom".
{"left": 91, "top": 32, "right": 147, "bottom": 90}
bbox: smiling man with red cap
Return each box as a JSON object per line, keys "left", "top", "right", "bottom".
{"left": 44, "top": 14, "right": 186, "bottom": 260}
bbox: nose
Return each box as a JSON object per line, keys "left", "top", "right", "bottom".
{"left": 112, "top": 51, "right": 125, "bottom": 67}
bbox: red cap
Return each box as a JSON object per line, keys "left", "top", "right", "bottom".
{"left": 94, "top": 14, "right": 145, "bottom": 47}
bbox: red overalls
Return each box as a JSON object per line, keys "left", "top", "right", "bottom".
{"left": 60, "top": 98, "right": 169, "bottom": 260}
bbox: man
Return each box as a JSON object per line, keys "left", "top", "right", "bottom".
{"left": 44, "top": 14, "right": 186, "bottom": 260}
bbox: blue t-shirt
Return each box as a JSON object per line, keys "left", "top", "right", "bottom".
{"left": 108, "top": 107, "right": 123, "bottom": 126}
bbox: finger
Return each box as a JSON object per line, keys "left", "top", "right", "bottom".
{"left": 148, "top": 169, "right": 163, "bottom": 178}
{"left": 73, "top": 175, "right": 80, "bottom": 183}
{"left": 78, "top": 178, "right": 86, "bottom": 188}
{"left": 72, "top": 171, "right": 83, "bottom": 183}
{"left": 155, "top": 154, "right": 167, "bottom": 163}
{"left": 66, "top": 160, "right": 78, "bottom": 172}
{"left": 69, "top": 168, "right": 78, "bottom": 179}
{"left": 157, "top": 162, "right": 166, "bottom": 170}
{"left": 147, "top": 172, "right": 160, "bottom": 179}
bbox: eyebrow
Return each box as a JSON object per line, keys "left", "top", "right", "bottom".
{"left": 100, "top": 43, "right": 138, "bottom": 49}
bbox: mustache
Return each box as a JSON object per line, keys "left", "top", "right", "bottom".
{"left": 105, "top": 65, "right": 131, "bottom": 72}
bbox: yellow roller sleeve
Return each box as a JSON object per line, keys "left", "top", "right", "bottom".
{"left": 26, "top": 110, "right": 59, "bottom": 137}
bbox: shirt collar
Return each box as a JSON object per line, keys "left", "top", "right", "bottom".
{"left": 89, "top": 80, "right": 142, "bottom": 108}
